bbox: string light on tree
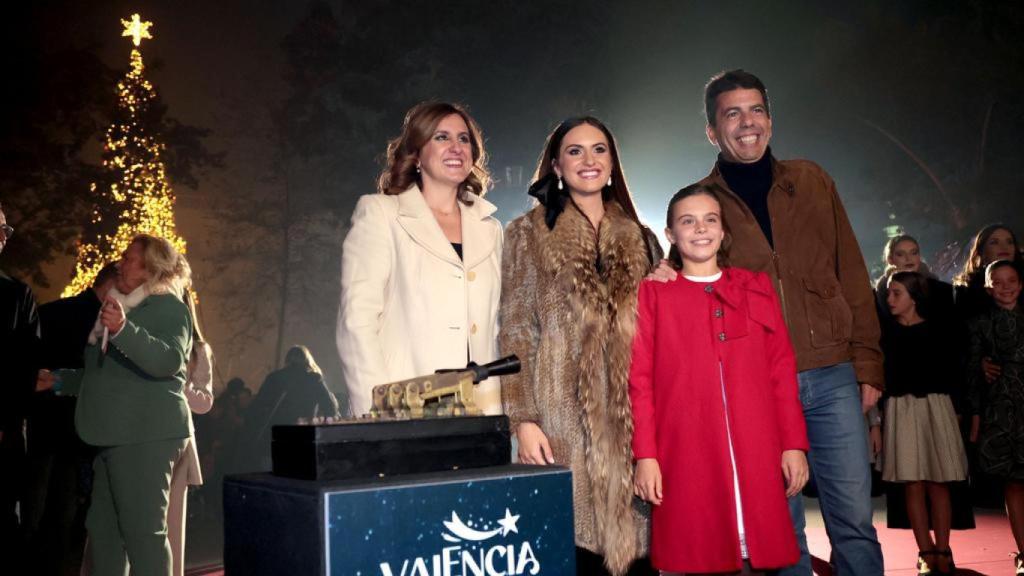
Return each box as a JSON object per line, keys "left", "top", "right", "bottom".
{"left": 64, "top": 14, "right": 187, "bottom": 297}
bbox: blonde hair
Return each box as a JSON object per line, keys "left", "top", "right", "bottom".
{"left": 131, "top": 234, "right": 191, "bottom": 296}
{"left": 184, "top": 288, "right": 206, "bottom": 343}
{"left": 285, "top": 345, "right": 322, "bottom": 376}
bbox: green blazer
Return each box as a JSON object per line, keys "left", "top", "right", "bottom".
{"left": 73, "top": 292, "right": 193, "bottom": 447}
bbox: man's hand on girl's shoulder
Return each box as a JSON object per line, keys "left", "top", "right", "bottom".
{"left": 645, "top": 259, "right": 678, "bottom": 283}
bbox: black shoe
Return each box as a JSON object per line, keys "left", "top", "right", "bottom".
{"left": 917, "top": 551, "right": 936, "bottom": 576}
{"left": 934, "top": 549, "right": 955, "bottom": 575}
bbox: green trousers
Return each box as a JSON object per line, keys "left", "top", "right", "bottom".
{"left": 87, "top": 438, "right": 187, "bottom": 576}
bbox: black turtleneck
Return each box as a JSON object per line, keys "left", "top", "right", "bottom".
{"left": 719, "top": 150, "right": 774, "bottom": 247}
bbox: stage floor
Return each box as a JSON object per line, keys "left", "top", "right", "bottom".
{"left": 806, "top": 497, "right": 1016, "bottom": 575}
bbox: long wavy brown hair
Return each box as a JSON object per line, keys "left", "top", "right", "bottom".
{"left": 531, "top": 116, "right": 643, "bottom": 226}
{"left": 954, "top": 224, "right": 1022, "bottom": 286}
{"left": 377, "top": 102, "right": 490, "bottom": 204}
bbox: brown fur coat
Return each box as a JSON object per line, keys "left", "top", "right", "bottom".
{"left": 500, "top": 200, "right": 661, "bottom": 575}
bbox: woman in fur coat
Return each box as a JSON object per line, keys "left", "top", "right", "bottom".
{"left": 499, "top": 117, "right": 661, "bottom": 576}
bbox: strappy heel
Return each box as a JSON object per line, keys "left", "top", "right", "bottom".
{"left": 917, "top": 550, "right": 936, "bottom": 576}
{"left": 933, "top": 549, "right": 955, "bottom": 575}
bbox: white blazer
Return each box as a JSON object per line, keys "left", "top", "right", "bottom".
{"left": 337, "top": 185, "right": 503, "bottom": 417}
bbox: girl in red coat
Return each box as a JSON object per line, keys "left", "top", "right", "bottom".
{"left": 630, "top": 184, "right": 810, "bottom": 574}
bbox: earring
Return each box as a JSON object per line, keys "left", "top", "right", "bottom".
{"left": 557, "top": 177, "right": 563, "bottom": 191}
{"left": 416, "top": 165, "right": 421, "bottom": 173}
{"left": 607, "top": 176, "right": 613, "bottom": 187}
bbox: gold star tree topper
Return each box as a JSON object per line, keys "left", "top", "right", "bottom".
{"left": 121, "top": 13, "right": 153, "bottom": 47}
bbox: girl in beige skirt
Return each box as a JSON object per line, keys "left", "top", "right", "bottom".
{"left": 880, "top": 272, "right": 968, "bottom": 576}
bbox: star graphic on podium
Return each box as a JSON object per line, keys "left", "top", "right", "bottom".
{"left": 498, "top": 508, "right": 520, "bottom": 536}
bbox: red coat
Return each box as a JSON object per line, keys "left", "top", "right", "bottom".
{"left": 629, "top": 267, "right": 809, "bottom": 573}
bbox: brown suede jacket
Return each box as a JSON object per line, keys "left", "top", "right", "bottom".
{"left": 697, "top": 157, "right": 884, "bottom": 390}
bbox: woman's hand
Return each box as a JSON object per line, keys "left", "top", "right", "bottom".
{"left": 970, "top": 415, "right": 981, "bottom": 443}
{"left": 516, "top": 422, "right": 554, "bottom": 465}
{"left": 645, "top": 259, "right": 678, "bottom": 283}
{"left": 634, "top": 458, "right": 663, "bottom": 505}
{"left": 860, "top": 384, "right": 882, "bottom": 414}
{"left": 185, "top": 386, "right": 214, "bottom": 415}
{"left": 869, "top": 425, "right": 882, "bottom": 459}
{"left": 100, "top": 296, "right": 126, "bottom": 334}
{"left": 782, "top": 450, "right": 809, "bottom": 498}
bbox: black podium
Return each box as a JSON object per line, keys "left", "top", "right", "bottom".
{"left": 224, "top": 464, "right": 575, "bottom": 575}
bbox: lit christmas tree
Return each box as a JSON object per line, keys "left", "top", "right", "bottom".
{"left": 63, "top": 13, "right": 187, "bottom": 297}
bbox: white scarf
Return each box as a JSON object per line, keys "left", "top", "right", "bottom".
{"left": 88, "top": 284, "right": 149, "bottom": 345}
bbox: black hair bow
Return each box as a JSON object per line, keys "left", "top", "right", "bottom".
{"left": 526, "top": 172, "right": 567, "bottom": 230}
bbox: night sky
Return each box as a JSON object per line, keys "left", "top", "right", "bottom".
{"left": 4, "top": 0, "right": 1023, "bottom": 404}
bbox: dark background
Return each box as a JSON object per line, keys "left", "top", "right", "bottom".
{"left": 3, "top": 0, "right": 1023, "bottom": 410}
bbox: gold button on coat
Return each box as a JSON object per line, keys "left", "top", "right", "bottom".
{"left": 467, "top": 270, "right": 476, "bottom": 281}
{"left": 471, "top": 323, "right": 478, "bottom": 334}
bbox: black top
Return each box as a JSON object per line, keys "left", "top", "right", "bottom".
{"left": 954, "top": 273, "right": 992, "bottom": 324}
{"left": 239, "top": 365, "right": 341, "bottom": 470}
{"left": 881, "top": 318, "right": 962, "bottom": 399}
{"left": 718, "top": 149, "right": 775, "bottom": 247}
{"left": 249, "top": 366, "right": 339, "bottom": 429}
{"left": 28, "top": 289, "right": 101, "bottom": 452}
{"left": 451, "top": 242, "right": 463, "bottom": 261}
{"left": 0, "top": 270, "right": 41, "bottom": 432}
{"left": 38, "top": 288, "right": 101, "bottom": 369}
{"left": 966, "top": 304, "right": 1024, "bottom": 416}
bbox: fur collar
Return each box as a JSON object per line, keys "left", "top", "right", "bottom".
{"left": 87, "top": 285, "right": 150, "bottom": 346}
{"left": 529, "top": 199, "right": 650, "bottom": 574}
{"left": 533, "top": 199, "right": 650, "bottom": 286}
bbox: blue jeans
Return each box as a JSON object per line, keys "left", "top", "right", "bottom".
{"left": 777, "top": 363, "right": 883, "bottom": 576}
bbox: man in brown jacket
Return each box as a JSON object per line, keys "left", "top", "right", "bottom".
{"left": 677, "top": 70, "right": 884, "bottom": 575}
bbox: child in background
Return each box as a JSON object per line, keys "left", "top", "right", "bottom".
{"left": 968, "top": 260, "right": 1024, "bottom": 575}
{"left": 879, "top": 271, "right": 968, "bottom": 576}
{"left": 630, "top": 184, "right": 809, "bottom": 574}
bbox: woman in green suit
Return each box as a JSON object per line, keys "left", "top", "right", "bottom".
{"left": 59, "top": 234, "right": 193, "bottom": 576}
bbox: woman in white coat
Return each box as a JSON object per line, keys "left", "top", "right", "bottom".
{"left": 337, "top": 102, "right": 502, "bottom": 417}
{"left": 168, "top": 287, "right": 213, "bottom": 576}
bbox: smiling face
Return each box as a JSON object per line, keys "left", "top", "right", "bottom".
{"left": 417, "top": 113, "right": 473, "bottom": 191}
{"left": 666, "top": 192, "right": 725, "bottom": 272}
{"left": 552, "top": 123, "right": 611, "bottom": 198}
{"left": 889, "top": 239, "right": 922, "bottom": 272}
{"left": 987, "top": 264, "right": 1022, "bottom": 310}
{"left": 706, "top": 88, "right": 773, "bottom": 164}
